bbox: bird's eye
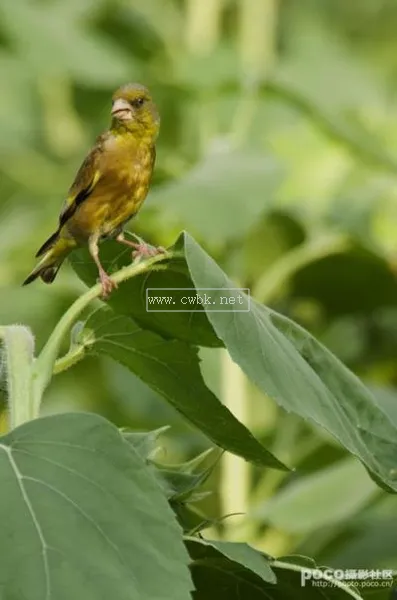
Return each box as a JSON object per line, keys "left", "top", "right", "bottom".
{"left": 132, "top": 97, "right": 145, "bottom": 108}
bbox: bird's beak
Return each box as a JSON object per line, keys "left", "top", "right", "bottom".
{"left": 111, "top": 98, "right": 133, "bottom": 121}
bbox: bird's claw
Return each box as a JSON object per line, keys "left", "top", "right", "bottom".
{"left": 99, "top": 272, "right": 118, "bottom": 299}
{"left": 132, "top": 243, "right": 167, "bottom": 261}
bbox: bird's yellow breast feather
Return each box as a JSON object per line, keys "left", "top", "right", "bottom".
{"left": 62, "top": 133, "right": 155, "bottom": 243}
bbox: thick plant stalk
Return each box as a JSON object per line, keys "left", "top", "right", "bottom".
{"left": 219, "top": 350, "right": 250, "bottom": 540}
{"left": 0, "top": 326, "right": 35, "bottom": 429}
{"left": 238, "top": 0, "right": 278, "bottom": 80}
{"left": 185, "top": 0, "right": 224, "bottom": 151}
{"left": 0, "top": 253, "right": 171, "bottom": 432}
{"left": 185, "top": 0, "right": 224, "bottom": 55}
{"left": 220, "top": 0, "right": 280, "bottom": 541}
{"left": 232, "top": 0, "right": 279, "bottom": 143}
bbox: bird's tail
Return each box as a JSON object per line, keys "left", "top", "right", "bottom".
{"left": 23, "top": 232, "right": 75, "bottom": 286}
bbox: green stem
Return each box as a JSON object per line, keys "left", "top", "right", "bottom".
{"left": 31, "top": 252, "right": 172, "bottom": 412}
{"left": 271, "top": 560, "right": 363, "bottom": 599}
{"left": 53, "top": 344, "right": 87, "bottom": 375}
{"left": 0, "top": 326, "right": 35, "bottom": 428}
{"left": 253, "top": 233, "right": 349, "bottom": 304}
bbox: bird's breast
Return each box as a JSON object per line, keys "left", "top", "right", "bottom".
{"left": 100, "top": 140, "right": 154, "bottom": 228}
{"left": 107, "top": 143, "right": 154, "bottom": 206}
{"left": 66, "top": 139, "right": 155, "bottom": 242}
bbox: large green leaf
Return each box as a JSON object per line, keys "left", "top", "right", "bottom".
{"left": 0, "top": 413, "right": 192, "bottom": 600}
{"left": 72, "top": 232, "right": 397, "bottom": 489}
{"left": 176, "top": 232, "right": 397, "bottom": 491}
{"left": 79, "top": 307, "right": 287, "bottom": 470}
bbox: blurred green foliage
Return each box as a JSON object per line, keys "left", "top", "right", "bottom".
{"left": 1, "top": 0, "right": 397, "bottom": 594}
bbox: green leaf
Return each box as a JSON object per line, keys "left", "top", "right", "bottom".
{"left": 186, "top": 537, "right": 276, "bottom": 584}
{"left": 275, "top": 555, "right": 316, "bottom": 569}
{"left": 177, "top": 232, "right": 397, "bottom": 491}
{"left": 173, "top": 503, "right": 210, "bottom": 535}
{"left": 323, "top": 516, "right": 397, "bottom": 573}
{"left": 172, "top": 448, "right": 215, "bottom": 474}
{"left": 122, "top": 426, "right": 170, "bottom": 460}
{"left": 187, "top": 540, "right": 362, "bottom": 599}
{"left": 255, "top": 458, "right": 380, "bottom": 534}
{"left": 0, "top": 55, "right": 36, "bottom": 146}
{"left": 153, "top": 466, "right": 211, "bottom": 502}
{"left": 290, "top": 246, "right": 397, "bottom": 317}
{"left": 272, "top": 557, "right": 363, "bottom": 599}
{"left": 150, "top": 148, "right": 282, "bottom": 244}
{"left": 123, "top": 431, "right": 214, "bottom": 502}
{"left": 0, "top": 413, "right": 192, "bottom": 600}
{"left": 73, "top": 231, "right": 397, "bottom": 488}
{"left": 190, "top": 558, "right": 272, "bottom": 599}
{"left": 79, "top": 307, "right": 287, "bottom": 470}
{"left": 0, "top": 0, "right": 135, "bottom": 84}
{"left": 371, "top": 385, "right": 397, "bottom": 430}
{"left": 70, "top": 241, "right": 221, "bottom": 348}
{"left": 153, "top": 450, "right": 219, "bottom": 502}
{"left": 241, "top": 210, "right": 306, "bottom": 284}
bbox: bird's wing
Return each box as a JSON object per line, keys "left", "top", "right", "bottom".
{"left": 58, "top": 135, "right": 105, "bottom": 229}
{"left": 34, "top": 136, "right": 106, "bottom": 258}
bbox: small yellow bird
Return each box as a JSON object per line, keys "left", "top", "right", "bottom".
{"left": 23, "top": 83, "right": 161, "bottom": 297}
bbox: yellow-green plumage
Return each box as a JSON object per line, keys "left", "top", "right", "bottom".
{"left": 23, "top": 83, "right": 160, "bottom": 295}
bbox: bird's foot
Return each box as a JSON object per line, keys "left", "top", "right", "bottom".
{"left": 132, "top": 242, "right": 167, "bottom": 261}
{"left": 116, "top": 233, "right": 166, "bottom": 262}
{"left": 99, "top": 270, "right": 118, "bottom": 299}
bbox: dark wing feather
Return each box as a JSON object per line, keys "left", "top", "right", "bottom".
{"left": 58, "top": 135, "right": 105, "bottom": 228}
{"left": 35, "top": 230, "right": 61, "bottom": 257}
{"left": 36, "top": 137, "right": 105, "bottom": 258}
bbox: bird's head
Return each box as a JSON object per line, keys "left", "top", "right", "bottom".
{"left": 111, "top": 83, "right": 160, "bottom": 139}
